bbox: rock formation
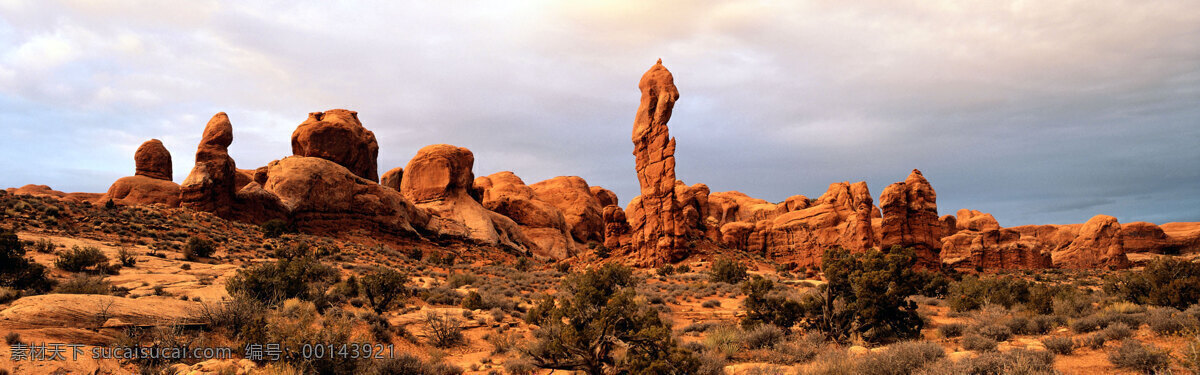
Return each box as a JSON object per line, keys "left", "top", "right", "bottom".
{"left": 181, "top": 113, "right": 238, "bottom": 216}
{"left": 942, "top": 210, "right": 1134, "bottom": 270}
{"left": 940, "top": 227, "right": 1052, "bottom": 269}
{"left": 401, "top": 144, "right": 530, "bottom": 250}
{"left": 260, "top": 156, "right": 427, "bottom": 236}
{"left": 1121, "top": 221, "right": 1174, "bottom": 253}
{"left": 475, "top": 172, "right": 575, "bottom": 259}
{"left": 104, "top": 176, "right": 180, "bottom": 207}
{"left": 103, "top": 139, "right": 181, "bottom": 206}
{"left": 879, "top": 169, "right": 942, "bottom": 269}
{"left": 134, "top": 139, "right": 172, "bottom": 181}
{"left": 939, "top": 215, "right": 959, "bottom": 238}
{"left": 591, "top": 186, "right": 630, "bottom": 251}
{"left": 530, "top": 176, "right": 604, "bottom": 245}
{"left": 956, "top": 209, "right": 1000, "bottom": 232}
{"left": 1052, "top": 215, "right": 1130, "bottom": 269}
{"left": 291, "top": 109, "right": 380, "bottom": 181}
{"left": 381, "top": 167, "right": 403, "bottom": 191}
{"left": 627, "top": 59, "right": 684, "bottom": 266}
{"left": 717, "top": 182, "right": 878, "bottom": 268}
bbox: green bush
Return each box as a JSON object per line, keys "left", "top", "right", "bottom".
{"left": 367, "top": 353, "right": 464, "bottom": 375}
{"left": 961, "top": 334, "right": 997, "bottom": 351}
{"left": 656, "top": 264, "right": 676, "bottom": 277}
{"left": 260, "top": 219, "right": 292, "bottom": 239}
{"left": 937, "top": 323, "right": 966, "bottom": 338}
{"left": 183, "top": 236, "right": 216, "bottom": 260}
{"left": 0, "top": 230, "right": 52, "bottom": 292}
{"left": 225, "top": 254, "right": 339, "bottom": 306}
{"left": 32, "top": 238, "right": 55, "bottom": 253}
{"left": 1097, "top": 322, "right": 1133, "bottom": 342}
{"left": 918, "top": 349, "right": 1055, "bottom": 375}
{"left": 117, "top": 247, "right": 137, "bottom": 267}
{"left": 422, "top": 310, "right": 464, "bottom": 348}
{"left": 1042, "top": 336, "right": 1075, "bottom": 355}
{"left": 1106, "top": 257, "right": 1200, "bottom": 310}
{"left": 360, "top": 267, "right": 408, "bottom": 314}
{"left": 53, "top": 275, "right": 111, "bottom": 294}
{"left": 1182, "top": 336, "right": 1200, "bottom": 374}
{"left": 856, "top": 341, "right": 945, "bottom": 375}
{"left": 949, "top": 276, "right": 1076, "bottom": 315}
{"left": 1147, "top": 307, "right": 1195, "bottom": 335}
{"left": 740, "top": 276, "right": 801, "bottom": 329}
{"left": 797, "top": 247, "right": 925, "bottom": 344}
{"left": 525, "top": 262, "right": 700, "bottom": 374}
{"left": 264, "top": 299, "right": 366, "bottom": 374}
{"left": 1107, "top": 340, "right": 1170, "bottom": 374}
{"left": 976, "top": 325, "right": 1012, "bottom": 342}
{"left": 702, "top": 325, "right": 743, "bottom": 357}
{"left": 709, "top": 258, "right": 748, "bottom": 284}
{"left": 461, "top": 291, "right": 485, "bottom": 310}
{"left": 743, "top": 324, "right": 785, "bottom": 349}
{"left": 1071, "top": 314, "right": 1107, "bottom": 333}
{"left": 54, "top": 246, "right": 109, "bottom": 273}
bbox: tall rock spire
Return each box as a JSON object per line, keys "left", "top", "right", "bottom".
{"left": 628, "top": 59, "right": 684, "bottom": 265}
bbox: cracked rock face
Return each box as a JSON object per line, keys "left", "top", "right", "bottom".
{"left": 181, "top": 112, "right": 238, "bottom": 215}
{"left": 134, "top": 139, "right": 173, "bottom": 181}
{"left": 880, "top": 169, "right": 943, "bottom": 270}
{"left": 628, "top": 59, "right": 684, "bottom": 266}
{"left": 291, "top": 109, "right": 380, "bottom": 182}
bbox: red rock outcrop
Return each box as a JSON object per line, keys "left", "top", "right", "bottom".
{"left": 719, "top": 182, "right": 878, "bottom": 268}
{"left": 675, "top": 181, "right": 711, "bottom": 239}
{"left": 590, "top": 186, "right": 630, "bottom": 251}
{"left": 104, "top": 176, "right": 180, "bottom": 207}
{"left": 940, "top": 228, "right": 1053, "bottom": 269}
{"left": 100, "top": 139, "right": 181, "bottom": 206}
{"left": 475, "top": 172, "right": 575, "bottom": 259}
{"left": 181, "top": 113, "right": 238, "bottom": 216}
{"left": 1121, "top": 222, "right": 1173, "bottom": 253}
{"left": 261, "top": 156, "right": 427, "bottom": 236}
{"left": 134, "top": 139, "right": 172, "bottom": 181}
{"left": 939, "top": 215, "right": 959, "bottom": 238}
{"left": 1053, "top": 215, "right": 1130, "bottom": 269}
{"left": 381, "top": 167, "right": 403, "bottom": 191}
{"left": 401, "top": 144, "right": 530, "bottom": 250}
{"left": 1162, "top": 222, "right": 1200, "bottom": 253}
{"left": 879, "top": 169, "right": 942, "bottom": 269}
{"left": 291, "top": 109, "right": 379, "bottom": 181}
{"left": 5, "top": 185, "right": 102, "bottom": 203}
{"left": 531, "top": 176, "right": 604, "bottom": 245}
{"left": 956, "top": 209, "right": 1000, "bottom": 232}
{"left": 590, "top": 186, "right": 618, "bottom": 208}
{"left": 627, "top": 60, "right": 684, "bottom": 266}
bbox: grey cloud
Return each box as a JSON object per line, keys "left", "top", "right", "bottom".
{"left": 0, "top": 0, "right": 1196, "bottom": 227}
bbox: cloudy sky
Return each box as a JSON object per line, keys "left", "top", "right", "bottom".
{"left": 1, "top": 0, "right": 1196, "bottom": 226}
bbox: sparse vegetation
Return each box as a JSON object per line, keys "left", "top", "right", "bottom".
{"left": 1108, "top": 340, "right": 1170, "bottom": 374}
{"left": 709, "top": 258, "right": 749, "bottom": 284}
{"left": 359, "top": 267, "right": 408, "bottom": 314}
{"left": 225, "top": 250, "right": 339, "bottom": 306}
{"left": 54, "top": 245, "right": 109, "bottom": 273}
{"left": 740, "top": 275, "right": 802, "bottom": 329}
{"left": 797, "top": 247, "right": 925, "bottom": 344}
{"left": 0, "top": 230, "right": 52, "bottom": 292}
{"left": 1106, "top": 257, "right": 1200, "bottom": 310}
{"left": 423, "top": 310, "right": 464, "bottom": 348}
{"left": 525, "top": 262, "right": 700, "bottom": 375}
{"left": 1043, "top": 336, "right": 1075, "bottom": 355}
{"left": 183, "top": 236, "right": 216, "bottom": 260}
{"left": 53, "top": 275, "right": 112, "bottom": 294}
